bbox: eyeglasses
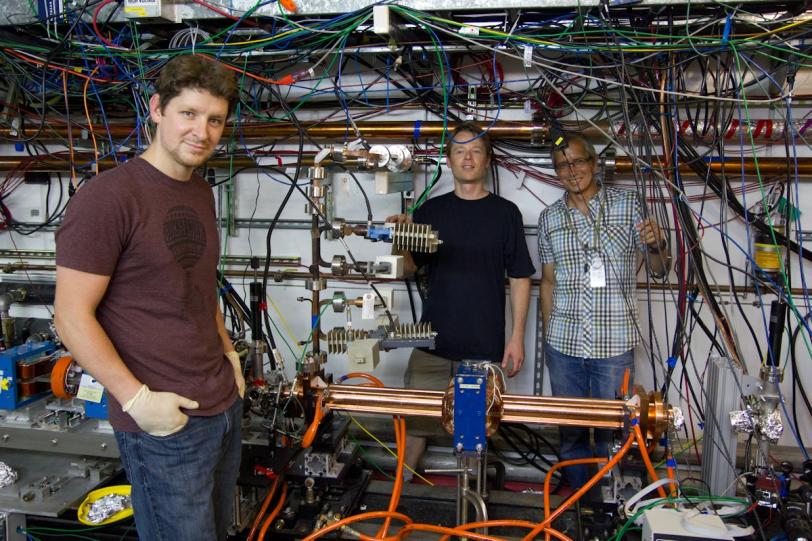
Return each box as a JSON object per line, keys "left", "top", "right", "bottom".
{"left": 554, "top": 157, "right": 593, "bottom": 172}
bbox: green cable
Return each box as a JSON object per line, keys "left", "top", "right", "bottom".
{"left": 296, "top": 303, "right": 331, "bottom": 370}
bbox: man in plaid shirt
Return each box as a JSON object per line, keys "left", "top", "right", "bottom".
{"left": 538, "top": 134, "right": 670, "bottom": 490}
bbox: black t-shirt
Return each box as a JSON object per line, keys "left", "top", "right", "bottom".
{"left": 412, "top": 192, "right": 535, "bottom": 361}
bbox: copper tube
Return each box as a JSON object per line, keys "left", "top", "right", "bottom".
{"left": 2, "top": 153, "right": 811, "bottom": 177}
{"left": 322, "top": 384, "right": 662, "bottom": 434}
{"left": 2, "top": 118, "right": 809, "bottom": 144}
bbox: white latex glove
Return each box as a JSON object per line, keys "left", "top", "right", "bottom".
{"left": 226, "top": 350, "right": 245, "bottom": 398}
{"left": 121, "top": 384, "right": 199, "bottom": 437}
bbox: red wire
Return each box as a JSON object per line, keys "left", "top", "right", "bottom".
{"left": 92, "top": 0, "right": 117, "bottom": 48}
{"left": 188, "top": 0, "right": 258, "bottom": 27}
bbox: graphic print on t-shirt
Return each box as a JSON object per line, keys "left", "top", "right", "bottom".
{"left": 163, "top": 205, "right": 207, "bottom": 316}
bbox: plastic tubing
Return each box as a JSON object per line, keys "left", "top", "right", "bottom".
{"left": 258, "top": 482, "right": 288, "bottom": 541}
{"left": 301, "top": 396, "right": 324, "bottom": 448}
{"left": 543, "top": 458, "right": 608, "bottom": 541}
{"left": 341, "top": 372, "right": 386, "bottom": 387}
{"left": 377, "top": 416, "right": 406, "bottom": 538}
{"left": 439, "top": 520, "right": 573, "bottom": 541}
{"left": 521, "top": 431, "right": 636, "bottom": 541}
{"left": 246, "top": 476, "right": 280, "bottom": 541}
{"left": 301, "top": 511, "right": 412, "bottom": 541}
{"left": 633, "top": 423, "right": 666, "bottom": 499}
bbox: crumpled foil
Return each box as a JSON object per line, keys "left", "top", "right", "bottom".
{"left": 0, "top": 461, "right": 18, "bottom": 488}
{"left": 670, "top": 406, "right": 685, "bottom": 431}
{"left": 730, "top": 409, "right": 754, "bottom": 433}
{"left": 760, "top": 408, "right": 784, "bottom": 443}
{"left": 86, "top": 494, "right": 131, "bottom": 524}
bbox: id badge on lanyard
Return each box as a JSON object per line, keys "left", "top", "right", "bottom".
{"left": 589, "top": 254, "right": 606, "bottom": 288}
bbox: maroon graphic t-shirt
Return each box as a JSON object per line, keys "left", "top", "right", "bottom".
{"left": 56, "top": 157, "right": 235, "bottom": 431}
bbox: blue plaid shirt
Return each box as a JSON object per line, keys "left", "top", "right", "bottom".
{"left": 538, "top": 186, "right": 646, "bottom": 358}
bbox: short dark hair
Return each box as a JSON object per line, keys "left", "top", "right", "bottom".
{"left": 155, "top": 55, "right": 239, "bottom": 117}
{"left": 446, "top": 121, "right": 492, "bottom": 157}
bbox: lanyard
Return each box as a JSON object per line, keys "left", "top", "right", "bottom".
{"left": 563, "top": 188, "right": 606, "bottom": 256}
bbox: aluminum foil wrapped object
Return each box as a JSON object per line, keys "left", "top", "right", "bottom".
{"left": 670, "top": 406, "right": 685, "bottom": 431}
{"left": 86, "top": 494, "right": 131, "bottom": 524}
{"left": 730, "top": 409, "right": 755, "bottom": 433}
{"left": 760, "top": 409, "right": 784, "bottom": 443}
{"left": 0, "top": 461, "right": 18, "bottom": 489}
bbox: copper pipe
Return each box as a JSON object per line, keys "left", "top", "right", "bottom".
{"left": 2, "top": 118, "right": 809, "bottom": 144}
{"left": 322, "top": 384, "right": 670, "bottom": 437}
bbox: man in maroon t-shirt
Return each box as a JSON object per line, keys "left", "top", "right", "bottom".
{"left": 55, "top": 55, "right": 244, "bottom": 541}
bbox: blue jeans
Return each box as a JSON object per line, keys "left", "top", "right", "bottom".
{"left": 115, "top": 398, "right": 243, "bottom": 541}
{"left": 545, "top": 344, "right": 634, "bottom": 489}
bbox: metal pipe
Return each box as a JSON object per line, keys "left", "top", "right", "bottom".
{"left": 322, "top": 384, "right": 672, "bottom": 438}
{"left": 3, "top": 119, "right": 811, "bottom": 144}
{"left": 2, "top": 152, "right": 810, "bottom": 177}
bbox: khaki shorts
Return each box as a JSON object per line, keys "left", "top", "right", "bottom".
{"left": 403, "top": 349, "right": 456, "bottom": 437}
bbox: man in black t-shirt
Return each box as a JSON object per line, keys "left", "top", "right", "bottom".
{"left": 387, "top": 121, "right": 535, "bottom": 479}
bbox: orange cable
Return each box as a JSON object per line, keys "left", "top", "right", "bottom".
{"left": 377, "top": 416, "right": 405, "bottom": 539}
{"left": 395, "top": 523, "right": 507, "bottom": 540}
{"left": 633, "top": 423, "right": 667, "bottom": 499}
{"left": 522, "top": 431, "right": 636, "bottom": 541}
{"left": 257, "top": 482, "right": 288, "bottom": 540}
{"left": 3, "top": 49, "right": 110, "bottom": 82}
{"left": 246, "top": 476, "right": 280, "bottom": 541}
{"left": 440, "top": 520, "right": 573, "bottom": 541}
{"left": 543, "top": 457, "right": 608, "bottom": 541}
{"left": 301, "top": 395, "right": 324, "bottom": 448}
{"left": 301, "top": 510, "right": 412, "bottom": 541}
{"left": 341, "top": 372, "right": 385, "bottom": 387}
{"left": 620, "top": 368, "right": 631, "bottom": 397}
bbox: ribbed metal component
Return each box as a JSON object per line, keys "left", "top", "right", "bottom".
{"left": 325, "top": 328, "right": 369, "bottom": 353}
{"left": 392, "top": 223, "right": 442, "bottom": 253}
{"left": 393, "top": 322, "right": 434, "bottom": 340}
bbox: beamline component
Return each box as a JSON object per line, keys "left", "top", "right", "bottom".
{"left": 319, "top": 384, "right": 675, "bottom": 439}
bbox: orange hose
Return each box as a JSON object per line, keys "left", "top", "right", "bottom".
{"left": 522, "top": 431, "right": 636, "bottom": 541}
{"left": 257, "top": 482, "right": 288, "bottom": 540}
{"left": 246, "top": 476, "right": 280, "bottom": 541}
{"left": 633, "top": 423, "right": 666, "bottom": 499}
{"left": 439, "top": 520, "right": 560, "bottom": 541}
{"left": 301, "top": 510, "right": 412, "bottom": 541}
{"left": 377, "top": 416, "right": 406, "bottom": 538}
{"left": 396, "top": 522, "right": 508, "bottom": 540}
{"left": 620, "top": 368, "right": 631, "bottom": 397}
{"left": 545, "top": 527, "right": 574, "bottom": 541}
{"left": 543, "top": 458, "right": 608, "bottom": 541}
{"left": 301, "top": 396, "right": 324, "bottom": 448}
{"left": 341, "top": 372, "right": 385, "bottom": 387}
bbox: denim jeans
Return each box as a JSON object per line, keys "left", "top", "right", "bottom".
{"left": 545, "top": 344, "right": 634, "bottom": 489}
{"left": 115, "top": 398, "right": 242, "bottom": 541}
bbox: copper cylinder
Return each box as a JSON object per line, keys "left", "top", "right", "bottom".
{"left": 321, "top": 384, "right": 670, "bottom": 439}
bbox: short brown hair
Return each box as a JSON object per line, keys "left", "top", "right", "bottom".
{"left": 155, "top": 55, "right": 239, "bottom": 117}
{"left": 446, "top": 121, "right": 492, "bottom": 157}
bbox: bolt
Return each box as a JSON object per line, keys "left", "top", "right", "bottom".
{"left": 2, "top": 434, "right": 9, "bottom": 442}
{"left": 457, "top": 377, "right": 463, "bottom": 383}
{"left": 50, "top": 439, "right": 58, "bottom": 446}
{"left": 100, "top": 443, "right": 107, "bottom": 450}
{"left": 477, "top": 378, "right": 483, "bottom": 385}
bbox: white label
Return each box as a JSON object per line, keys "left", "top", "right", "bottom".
{"left": 523, "top": 45, "right": 533, "bottom": 68}
{"left": 77, "top": 373, "right": 104, "bottom": 403}
{"left": 361, "top": 292, "right": 376, "bottom": 320}
{"left": 459, "top": 26, "right": 480, "bottom": 36}
{"left": 589, "top": 256, "right": 606, "bottom": 288}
